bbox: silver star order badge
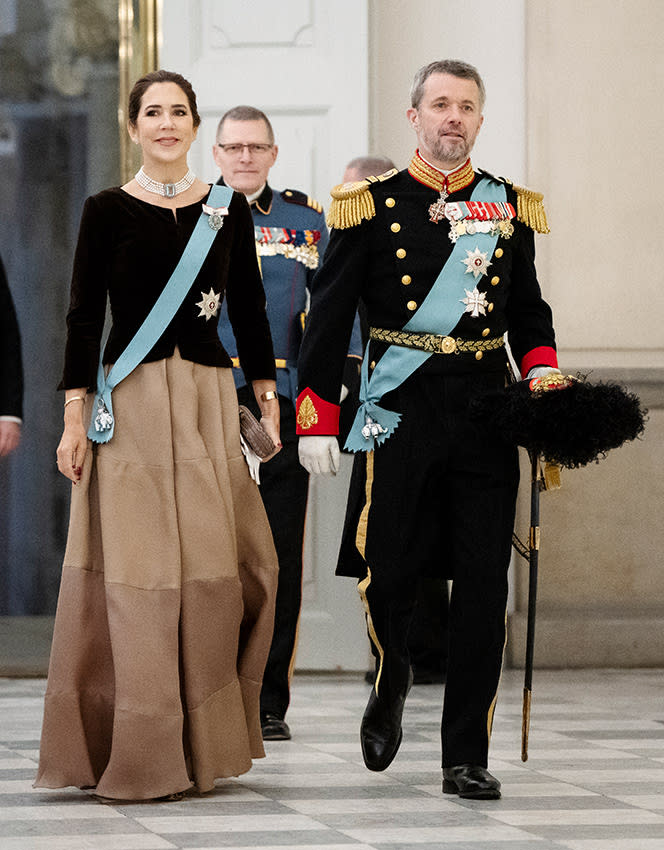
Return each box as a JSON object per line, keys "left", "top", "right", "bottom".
{"left": 461, "top": 287, "right": 489, "bottom": 318}
{"left": 196, "top": 288, "right": 222, "bottom": 321}
{"left": 462, "top": 246, "right": 492, "bottom": 279}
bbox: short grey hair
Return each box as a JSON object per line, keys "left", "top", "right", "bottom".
{"left": 410, "top": 60, "right": 486, "bottom": 110}
{"left": 216, "top": 105, "right": 275, "bottom": 144}
{"left": 344, "top": 155, "right": 396, "bottom": 178}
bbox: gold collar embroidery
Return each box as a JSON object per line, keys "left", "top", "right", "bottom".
{"left": 408, "top": 152, "right": 475, "bottom": 194}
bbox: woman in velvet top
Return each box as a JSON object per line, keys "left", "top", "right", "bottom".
{"left": 36, "top": 71, "right": 280, "bottom": 802}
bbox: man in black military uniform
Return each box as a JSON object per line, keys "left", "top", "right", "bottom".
{"left": 344, "top": 155, "right": 450, "bottom": 687}
{"left": 296, "top": 60, "right": 559, "bottom": 799}
{"left": 0, "top": 254, "right": 23, "bottom": 457}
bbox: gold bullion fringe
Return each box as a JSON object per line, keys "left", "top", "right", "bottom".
{"left": 327, "top": 180, "right": 376, "bottom": 230}
{"left": 512, "top": 184, "right": 550, "bottom": 234}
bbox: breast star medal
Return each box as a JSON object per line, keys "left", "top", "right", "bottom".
{"left": 462, "top": 246, "right": 491, "bottom": 279}
{"left": 461, "top": 287, "right": 489, "bottom": 318}
{"left": 428, "top": 189, "right": 448, "bottom": 223}
{"left": 196, "top": 288, "right": 222, "bottom": 320}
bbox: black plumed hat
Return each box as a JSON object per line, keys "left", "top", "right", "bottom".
{"left": 471, "top": 375, "right": 647, "bottom": 469}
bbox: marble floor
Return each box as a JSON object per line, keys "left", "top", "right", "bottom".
{"left": 1, "top": 668, "right": 664, "bottom": 849}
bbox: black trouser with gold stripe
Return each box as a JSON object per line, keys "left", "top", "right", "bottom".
{"left": 351, "top": 370, "right": 519, "bottom": 768}
{"left": 238, "top": 387, "right": 309, "bottom": 721}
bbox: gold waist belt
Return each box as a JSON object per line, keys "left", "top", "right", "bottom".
{"left": 232, "top": 357, "right": 288, "bottom": 369}
{"left": 369, "top": 327, "right": 505, "bottom": 357}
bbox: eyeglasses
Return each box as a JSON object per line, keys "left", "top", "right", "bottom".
{"left": 216, "top": 143, "right": 273, "bottom": 155}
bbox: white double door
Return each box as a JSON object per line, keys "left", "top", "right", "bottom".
{"left": 161, "top": 0, "right": 370, "bottom": 670}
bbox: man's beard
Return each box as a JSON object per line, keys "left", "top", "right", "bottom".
{"left": 426, "top": 129, "right": 470, "bottom": 166}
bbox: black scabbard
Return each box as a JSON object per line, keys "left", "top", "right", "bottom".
{"left": 521, "top": 451, "right": 542, "bottom": 762}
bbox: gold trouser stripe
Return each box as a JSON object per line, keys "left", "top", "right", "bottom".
{"left": 358, "top": 568, "right": 384, "bottom": 695}
{"left": 231, "top": 357, "right": 287, "bottom": 369}
{"left": 369, "top": 327, "right": 504, "bottom": 356}
{"left": 355, "top": 450, "right": 374, "bottom": 559}
{"left": 485, "top": 605, "right": 509, "bottom": 744}
{"left": 355, "top": 451, "right": 384, "bottom": 693}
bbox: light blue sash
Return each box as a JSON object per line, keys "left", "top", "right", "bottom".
{"left": 88, "top": 184, "right": 233, "bottom": 443}
{"left": 345, "top": 177, "right": 506, "bottom": 452}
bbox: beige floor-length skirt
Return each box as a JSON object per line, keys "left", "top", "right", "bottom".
{"left": 35, "top": 351, "right": 278, "bottom": 800}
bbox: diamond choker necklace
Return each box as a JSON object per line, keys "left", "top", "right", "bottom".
{"left": 135, "top": 166, "right": 196, "bottom": 198}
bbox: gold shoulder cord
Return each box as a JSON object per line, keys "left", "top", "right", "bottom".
{"left": 326, "top": 168, "right": 398, "bottom": 230}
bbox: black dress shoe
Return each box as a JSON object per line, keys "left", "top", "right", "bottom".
{"left": 442, "top": 764, "right": 501, "bottom": 799}
{"left": 261, "top": 713, "right": 291, "bottom": 741}
{"left": 360, "top": 670, "right": 412, "bottom": 771}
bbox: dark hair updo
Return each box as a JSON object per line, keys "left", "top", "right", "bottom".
{"left": 127, "top": 70, "right": 201, "bottom": 128}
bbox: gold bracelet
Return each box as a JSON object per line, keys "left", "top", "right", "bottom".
{"left": 64, "top": 396, "right": 85, "bottom": 409}
{"left": 261, "top": 391, "right": 278, "bottom": 402}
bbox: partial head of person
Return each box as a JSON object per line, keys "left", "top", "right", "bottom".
{"left": 342, "top": 155, "right": 396, "bottom": 183}
{"left": 213, "top": 106, "right": 278, "bottom": 196}
{"left": 127, "top": 70, "right": 201, "bottom": 173}
{"left": 406, "top": 59, "right": 485, "bottom": 172}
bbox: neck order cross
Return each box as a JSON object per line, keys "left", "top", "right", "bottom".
{"left": 408, "top": 153, "right": 475, "bottom": 223}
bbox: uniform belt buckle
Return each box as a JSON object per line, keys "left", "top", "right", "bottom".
{"left": 436, "top": 335, "right": 457, "bottom": 355}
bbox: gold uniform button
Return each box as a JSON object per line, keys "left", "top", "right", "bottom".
{"left": 390, "top": 222, "right": 401, "bottom": 233}
{"left": 488, "top": 303, "right": 494, "bottom": 312}
{"left": 482, "top": 328, "right": 490, "bottom": 337}
{"left": 285, "top": 190, "right": 293, "bottom": 196}
{"left": 401, "top": 274, "right": 412, "bottom": 285}
{"left": 385, "top": 197, "right": 396, "bottom": 208}
{"left": 396, "top": 248, "right": 406, "bottom": 259}
{"left": 475, "top": 351, "right": 483, "bottom": 361}
{"left": 407, "top": 300, "right": 417, "bottom": 311}
{"left": 495, "top": 248, "right": 504, "bottom": 258}
{"left": 491, "top": 276, "right": 500, "bottom": 286}
{"left": 370, "top": 361, "right": 376, "bottom": 370}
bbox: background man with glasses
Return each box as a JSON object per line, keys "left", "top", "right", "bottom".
{"left": 213, "top": 106, "right": 362, "bottom": 741}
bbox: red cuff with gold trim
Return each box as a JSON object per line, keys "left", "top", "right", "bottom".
{"left": 520, "top": 346, "right": 558, "bottom": 377}
{"left": 296, "top": 388, "right": 340, "bottom": 435}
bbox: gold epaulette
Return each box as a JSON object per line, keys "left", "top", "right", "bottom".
{"left": 511, "top": 183, "right": 550, "bottom": 234}
{"left": 326, "top": 168, "right": 399, "bottom": 230}
{"left": 307, "top": 196, "right": 323, "bottom": 213}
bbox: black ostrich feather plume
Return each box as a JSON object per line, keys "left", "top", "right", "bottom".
{"left": 471, "top": 376, "right": 647, "bottom": 469}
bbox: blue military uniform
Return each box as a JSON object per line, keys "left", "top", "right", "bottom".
{"left": 218, "top": 180, "right": 362, "bottom": 729}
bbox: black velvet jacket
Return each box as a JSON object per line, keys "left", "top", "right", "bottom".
{"left": 60, "top": 187, "right": 275, "bottom": 391}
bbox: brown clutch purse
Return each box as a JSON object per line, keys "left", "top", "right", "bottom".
{"left": 238, "top": 405, "right": 277, "bottom": 459}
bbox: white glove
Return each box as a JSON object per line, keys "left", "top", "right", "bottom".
{"left": 298, "top": 435, "right": 340, "bottom": 476}
{"left": 526, "top": 366, "right": 562, "bottom": 380}
{"left": 239, "top": 435, "right": 262, "bottom": 484}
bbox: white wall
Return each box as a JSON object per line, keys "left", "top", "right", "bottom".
{"left": 370, "top": 0, "right": 527, "bottom": 178}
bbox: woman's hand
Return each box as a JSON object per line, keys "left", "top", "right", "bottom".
{"left": 56, "top": 392, "right": 88, "bottom": 483}
{"left": 0, "top": 421, "right": 21, "bottom": 457}
{"left": 251, "top": 379, "right": 282, "bottom": 461}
